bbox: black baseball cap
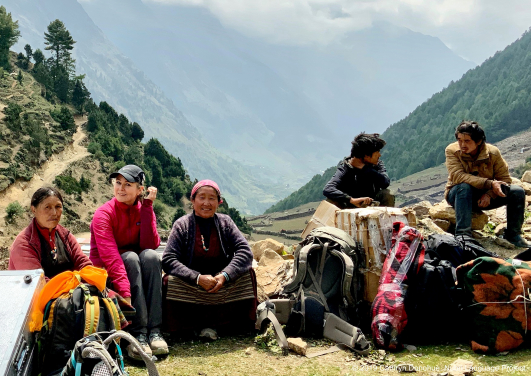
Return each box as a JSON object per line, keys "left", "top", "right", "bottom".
{"left": 109, "top": 165, "right": 145, "bottom": 184}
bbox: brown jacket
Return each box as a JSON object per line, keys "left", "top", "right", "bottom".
{"left": 444, "top": 141, "right": 512, "bottom": 198}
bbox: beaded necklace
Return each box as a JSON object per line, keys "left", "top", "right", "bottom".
{"left": 200, "top": 234, "right": 209, "bottom": 252}
{"left": 49, "top": 233, "right": 58, "bottom": 260}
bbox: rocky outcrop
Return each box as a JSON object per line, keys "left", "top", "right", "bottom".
{"left": 411, "top": 201, "right": 432, "bottom": 218}
{"left": 254, "top": 249, "right": 294, "bottom": 299}
{"left": 251, "top": 238, "right": 285, "bottom": 261}
{"left": 429, "top": 201, "right": 488, "bottom": 230}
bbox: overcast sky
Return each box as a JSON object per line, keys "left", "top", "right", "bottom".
{"left": 145, "top": 0, "right": 531, "bottom": 64}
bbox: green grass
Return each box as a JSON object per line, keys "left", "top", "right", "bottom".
{"left": 123, "top": 335, "right": 531, "bottom": 376}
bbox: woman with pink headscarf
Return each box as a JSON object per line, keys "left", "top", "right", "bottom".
{"left": 162, "top": 180, "right": 257, "bottom": 338}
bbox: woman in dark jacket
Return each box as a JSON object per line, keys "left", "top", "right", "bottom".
{"left": 9, "top": 187, "right": 92, "bottom": 279}
{"left": 162, "top": 180, "right": 256, "bottom": 338}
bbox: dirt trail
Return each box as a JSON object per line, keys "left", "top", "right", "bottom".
{"left": 0, "top": 117, "right": 91, "bottom": 216}
{"left": 0, "top": 102, "right": 5, "bottom": 121}
{"left": 11, "top": 80, "right": 16, "bottom": 89}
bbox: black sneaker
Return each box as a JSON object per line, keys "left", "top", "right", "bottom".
{"left": 506, "top": 235, "right": 531, "bottom": 248}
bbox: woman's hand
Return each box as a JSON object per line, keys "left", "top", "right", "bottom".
{"left": 144, "top": 186, "right": 158, "bottom": 201}
{"left": 198, "top": 274, "right": 217, "bottom": 291}
{"left": 207, "top": 274, "right": 226, "bottom": 293}
{"left": 124, "top": 297, "right": 132, "bottom": 305}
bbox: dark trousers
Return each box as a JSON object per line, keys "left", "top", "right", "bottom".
{"left": 121, "top": 249, "right": 163, "bottom": 336}
{"left": 447, "top": 183, "right": 526, "bottom": 237}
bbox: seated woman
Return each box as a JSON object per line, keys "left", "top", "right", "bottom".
{"left": 90, "top": 164, "right": 167, "bottom": 359}
{"left": 162, "top": 180, "right": 257, "bottom": 339}
{"left": 9, "top": 187, "right": 92, "bottom": 278}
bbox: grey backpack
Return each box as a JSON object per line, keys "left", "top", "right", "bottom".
{"left": 256, "top": 227, "right": 369, "bottom": 355}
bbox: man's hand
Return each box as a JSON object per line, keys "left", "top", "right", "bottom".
{"left": 478, "top": 193, "right": 491, "bottom": 208}
{"left": 491, "top": 181, "right": 508, "bottom": 198}
{"left": 198, "top": 274, "right": 217, "bottom": 291}
{"left": 207, "top": 274, "right": 226, "bottom": 293}
{"left": 350, "top": 197, "right": 373, "bottom": 208}
{"left": 144, "top": 186, "right": 158, "bottom": 201}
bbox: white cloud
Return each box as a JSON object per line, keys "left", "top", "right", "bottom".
{"left": 145, "top": 0, "right": 531, "bottom": 63}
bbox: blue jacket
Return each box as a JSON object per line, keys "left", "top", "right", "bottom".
{"left": 162, "top": 213, "right": 253, "bottom": 285}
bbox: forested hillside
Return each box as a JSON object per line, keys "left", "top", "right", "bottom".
{"left": 264, "top": 166, "right": 336, "bottom": 214}
{"left": 381, "top": 28, "right": 531, "bottom": 180}
{"left": 0, "top": 7, "right": 251, "bottom": 233}
{"left": 264, "top": 28, "right": 531, "bottom": 214}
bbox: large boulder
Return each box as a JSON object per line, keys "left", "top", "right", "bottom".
{"left": 251, "top": 238, "right": 285, "bottom": 261}
{"left": 510, "top": 178, "right": 531, "bottom": 195}
{"left": 522, "top": 170, "right": 531, "bottom": 183}
{"left": 429, "top": 201, "right": 488, "bottom": 230}
{"left": 254, "top": 250, "right": 294, "bottom": 298}
{"left": 433, "top": 219, "right": 450, "bottom": 232}
{"left": 419, "top": 218, "right": 447, "bottom": 235}
{"left": 521, "top": 182, "right": 531, "bottom": 195}
{"left": 410, "top": 201, "right": 432, "bottom": 218}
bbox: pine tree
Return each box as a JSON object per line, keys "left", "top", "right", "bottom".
{"left": 44, "top": 20, "right": 76, "bottom": 83}
{"left": 17, "top": 69, "right": 22, "bottom": 85}
{"left": 24, "top": 44, "right": 32, "bottom": 60}
{"left": 32, "top": 49, "right": 44, "bottom": 66}
{"left": 72, "top": 78, "right": 90, "bottom": 115}
{"left": 0, "top": 6, "right": 21, "bottom": 70}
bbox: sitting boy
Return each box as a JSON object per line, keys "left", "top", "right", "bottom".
{"left": 323, "top": 133, "right": 394, "bottom": 208}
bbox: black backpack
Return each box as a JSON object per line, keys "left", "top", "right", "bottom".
{"left": 403, "top": 234, "right": 497, "bottom": 344}
{"left": 38, "top": 283, "right": 122, "bottom": 376}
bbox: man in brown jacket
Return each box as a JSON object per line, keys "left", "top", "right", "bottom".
{"left": 445, "top": 121, "right": 529, "bottom": 248}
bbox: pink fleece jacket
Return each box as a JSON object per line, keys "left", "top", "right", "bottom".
{"left": 89, "top": 197, "right": 160, "bottom": 297}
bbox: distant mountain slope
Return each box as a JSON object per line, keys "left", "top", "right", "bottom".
{"left": 4, "top": 0, "right": 284, "bottom": 214}
{"left": 381, "top": 29, "right": 531, "bottom": 180}
{"left": 264, "top": 30, "right": 531, "bottom": 213}
{"left": 79, "top": 0, "right": 473, "bottom": 174}
{"left": 264, "top": 166, "right": 336, "bottom": 214}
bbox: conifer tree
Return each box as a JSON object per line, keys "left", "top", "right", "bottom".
{"left": 72, "top": 78, "right": 91, "bottom": 115}
{"left": 32, "top": 49, "right": 44, "bottom": 66}
{"left": 0, "top": 6, "right": 21, "bottom": 70}
{"left": 24, "top": 44, "right": 32, "bottom": 60}
{"left": 44, "top": 20, "right": 76, "bottom": 83}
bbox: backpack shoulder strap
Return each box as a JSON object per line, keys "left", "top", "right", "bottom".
{"left": 80, "top": 284, "right": 100, "bottom": 336}
{"left": 283, "top": 244, "right": 319, "bottom": 293}
{"left": 255, "top": 303, "right": 289, "bottom": 355}
{"left": 102, "top": 297, "right": 121, "bottom": 331}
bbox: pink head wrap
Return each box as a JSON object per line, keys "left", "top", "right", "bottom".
{"left": 191, "top": 180, "right": 223, "bottom": 203}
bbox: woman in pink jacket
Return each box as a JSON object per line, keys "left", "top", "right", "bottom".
{"left": 90, "top": 164, "right": 167, "bottom": 360}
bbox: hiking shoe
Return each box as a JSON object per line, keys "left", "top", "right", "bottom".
{"left": 127, "top": 333, "right": 152, "bottom": 360}
{"left": 506, "top": 235, "right": 531, "bottom": 248}
{"left": 149, "top": 332, "right": 169, "bottom": 355}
